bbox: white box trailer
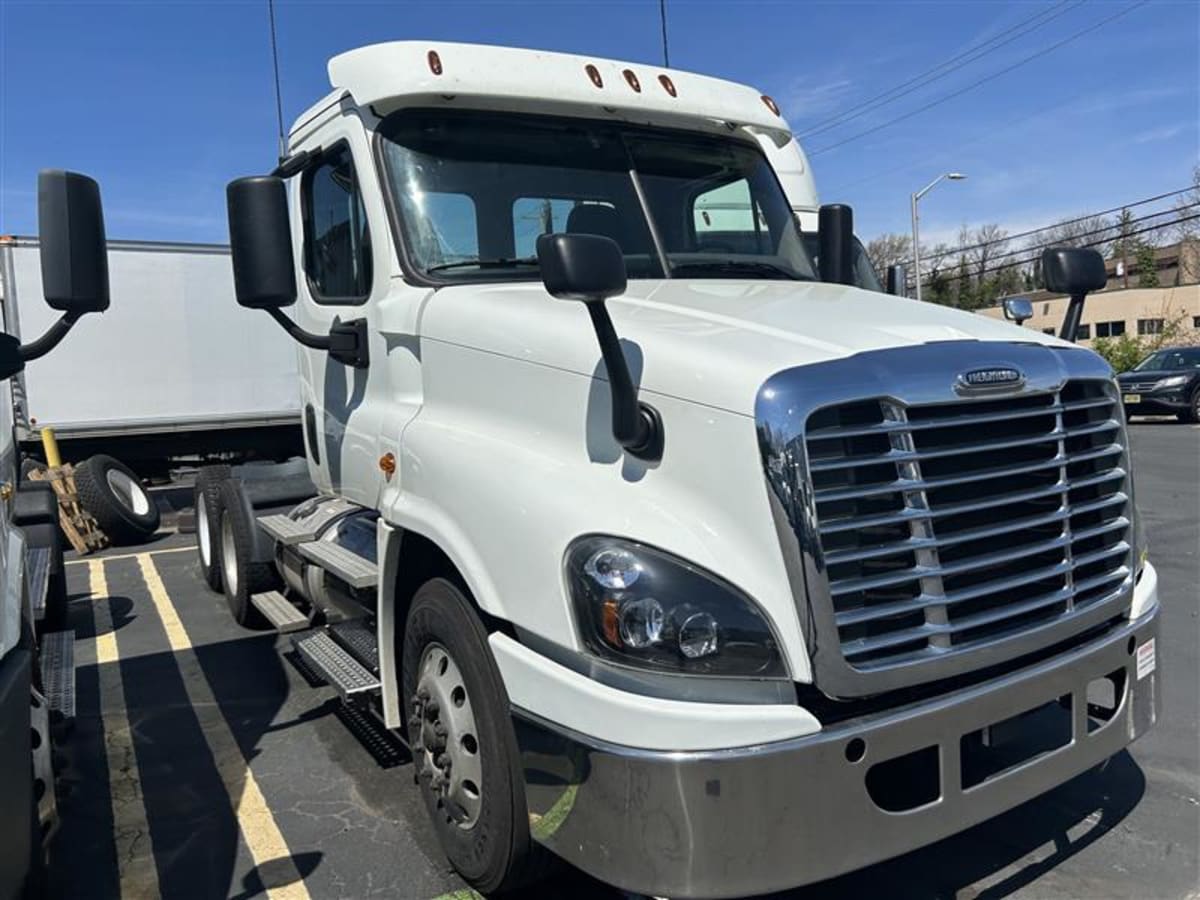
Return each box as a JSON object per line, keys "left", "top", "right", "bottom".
{"left": 0, "top": 236, "right": 302, "bottom": 466}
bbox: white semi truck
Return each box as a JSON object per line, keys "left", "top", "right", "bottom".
{"left": 200, "top": 42, "right": 1160, "bottom": 898}
{"left": 1, "top": 171, "right": 111, "bottom": 899}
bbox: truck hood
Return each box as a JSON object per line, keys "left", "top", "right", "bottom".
{"left": 423, "top": 279, "right": 1074, "bottom": 416}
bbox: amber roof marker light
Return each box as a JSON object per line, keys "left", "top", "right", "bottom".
{"left": 622, "top": 69, "right": 642, "bottom": 92}
{"left": 658, "top": 74, "right": 677, "bottom": 97}
{"left": 761, "top": 94, "right": 781, "bottom": 117}
{"left": 586, "top": 64, "right": 604, "bottom": 88}
{"left": 427, "top": 49, "right": 443, "bottom": 75}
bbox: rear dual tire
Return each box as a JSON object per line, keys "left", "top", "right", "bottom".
{"left": 194, "top": 466, "right": 231, "bottom": 591}
{"left": 216, "top": 479, "right": 276, "bottom": 628}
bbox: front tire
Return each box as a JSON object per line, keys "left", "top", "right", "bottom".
{"left": 1177, "top": 387, "right": 1200, "bottom": 424}
{"left": 403, "top": 578, "right": 543, "bottom": 895}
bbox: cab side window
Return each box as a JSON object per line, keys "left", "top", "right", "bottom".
{"left": 302, "top": 143, "right": 372, "bottom": 303}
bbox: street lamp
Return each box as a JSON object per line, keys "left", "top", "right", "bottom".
{"left": 911, "top": 172, "right": 966, "bottom": 301}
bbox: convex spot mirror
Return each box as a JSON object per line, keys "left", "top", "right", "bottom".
{"left": 1003, "top": 297, "right": 1033, "bottom": 325}
{"left": 38, "top": 170, "right": 110, "bottom": 315}
{"left": 227, "top": 176, "right": 297, "bottom": 310}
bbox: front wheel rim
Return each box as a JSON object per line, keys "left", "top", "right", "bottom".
{"left": 412, "top": 643, "right": 483, "bottom": 829}
{"left": 221, "top": 515, "right": 238, "bottom": 596}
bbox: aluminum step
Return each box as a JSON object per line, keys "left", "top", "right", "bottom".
{"left": 293, "top": 631, "right": 380, "bottom": 699}
{"left": 28, "top": 546, "right": 51, "bottom": 620}
{"left": 257, "top": 513, "right": 320, "bottom": 546}
{"left": 297, "top": 541, "right": 377, "bottom": 589}
{"left": 329, "top": 619, "right": 379, "bottom": 672}
{"left": 39, "top": 631, "right": 75, "bottom": 718}
{"left": 251, "top": 590, "right": 310, "bottom": 633}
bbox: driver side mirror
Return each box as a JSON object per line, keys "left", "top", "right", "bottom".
{"left": 886, "top": 263, "right": 907, "bottom": 297}
{"left": 1002, "top": 297, "right": 1033, "bottom": 325}
{"left": 227, "top": 176, "right": 297, "bottom": 309}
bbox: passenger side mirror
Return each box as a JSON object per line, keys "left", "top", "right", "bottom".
{"left": 536, "top": 232, "right": 626, "bottom": 303}
{"left": 1002, "top": 297, "right": 1033, "bottom": 325}
{"left": 39, "top": 170, "right": 109, "bottom": 314}
{"left": 1041, "top": 247, "right": 1105, "bottom": 343}
{"left": 17, "top": 170, "right": 111, "bottom": 364}
{"left": 818, "top": 204, "right": 854, "bottom": 286}
{"left": 226, "top": 176, "right": 297, "bottom": 309}
{"left": 536, "top": 233, "right": 661, "bottom": 463}
{"left": 886, "top": 263, "right": 907, "bottom": 297}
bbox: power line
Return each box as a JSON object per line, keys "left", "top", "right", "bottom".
{"left": 928, "top": 211, "right": 1200, "bottom": 284}
{"left": 798, "top": 0, "right": 1079, "bottom": 140}
{"left": 267, "top": 0, "right": 286, "bottom": 161}
{"left": 809, "top": 1, "right": 1148, "bottom": 157}
{"left": 928, "top": 187, "right": 1195, "bottom": 259}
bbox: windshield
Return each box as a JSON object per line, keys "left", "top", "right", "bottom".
{"left": 1133, "top": 347, "right": 1200, "bottom": 371}
{"left": 378, "top": 110, "right": 817, "bottom": 283}
{"left": 801, "top": 233, "right": 884, "bottom": 293}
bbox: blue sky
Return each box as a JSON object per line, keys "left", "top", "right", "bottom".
{"left": 1, "top": 0, "right": 1196, "bottom": 248}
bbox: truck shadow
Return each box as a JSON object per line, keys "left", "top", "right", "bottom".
{"left": 770, "top": 750, "right": 1146, "bottom": 899}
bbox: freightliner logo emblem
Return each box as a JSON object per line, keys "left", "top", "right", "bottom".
{"left": 955, "top": 366, "right": 1025, "bottom": 393}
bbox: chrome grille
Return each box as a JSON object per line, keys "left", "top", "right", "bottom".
{"left": 804, "top": 379, "right": 1131, "bottom": 671}
{"left": 1121, "top": 381, "right": 1158, "bottom": 392}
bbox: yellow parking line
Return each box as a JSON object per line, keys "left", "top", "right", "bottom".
{"left": 136, "top": 554, "right": 311, "bottom": 900}
{"left": 90, "top": 559, "right": 162, "bottom": 900}
{"left": 66, "top": 545, "right": 193, "bottom": 567}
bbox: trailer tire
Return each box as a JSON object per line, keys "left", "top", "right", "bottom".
{"left": 403, "top": 579, "right": 548, "bottom": 895}
{"left": 74, "top": 455, "right": 160, "bottom": 545}
{"left": 216, "top": 479, "right": 275, "bottom": 628}
{"left": 194, "top": 466, "right": 232, "bottom": 591}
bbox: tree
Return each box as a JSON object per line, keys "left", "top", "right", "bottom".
{"left": 1029, "top": 213, "right": 1116, "bottom": 257}
{"left": 864, "top": 233, "right": 912, "bottom": 276}
{"left": 968, "top": 223, "right": 1008, "bottom": 283}
{"left": 1135, "top": 241, "right": 1159, "bottom": 287}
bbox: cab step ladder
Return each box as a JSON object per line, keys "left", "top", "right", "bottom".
{"left": 256, "top": 513, "right": 321, "bottom": 546}
{"left": 293, "top": 631, "right": 380, "bottom": 700}
{"left": 28, "top": 545, "right": 51, "bottom": 622}
{"left": 39, "top": 630, "right": 75, "bottom": 718}
{"left": 251, "top": 590, "right": 310, "bottom": 633}
{"left": 296, "top": 541, "right": 377, "bottom": 589}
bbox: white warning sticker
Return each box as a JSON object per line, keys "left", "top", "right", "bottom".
{"left": 1136, "top": 638, "right": 1156, "bottom": 680}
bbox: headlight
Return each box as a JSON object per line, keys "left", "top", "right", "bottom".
{"left": 1155, "top": 375, "right": 1189, "bottom": 389}
{"left": 565, "top": 536, "right": 788, "bottom": 678}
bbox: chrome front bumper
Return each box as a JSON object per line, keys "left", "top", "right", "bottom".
{"left": 513, "top": 608, "right": 1160, "bottom": 899}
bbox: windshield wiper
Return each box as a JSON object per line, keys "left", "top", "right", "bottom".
{"left": 426, "top": 257, "right": 539, "bottom": 273}
{"left": 670, "top": 260, "right": 803, "bottom": 280}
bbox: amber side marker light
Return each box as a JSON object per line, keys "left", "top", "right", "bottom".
{"left": 379, "top": 452, "right": 396, "bottom": 480}
{"left": 623, "top": 69, "right": 642, "bottom": 92}
{"left": 586, "top": 64, "right": 604, "bottom": 88}
{"left": 427, "top": 50, "right": 443, "bottom": 75}
{"left": 761, "top": 94, "right": 781, "bottom": 117}
{"left": 658, "top": 74, "right": 677, "bottom": 97}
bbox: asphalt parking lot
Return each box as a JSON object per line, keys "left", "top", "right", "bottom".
{"left": 46, "top": 421, "right": 1199, "bottom": 900}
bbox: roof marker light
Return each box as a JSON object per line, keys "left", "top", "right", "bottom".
{"left": 427, "top": 50, "right": 443, "bottom": 75}
{"left": 586, "top": 64, "right": 604, "bottom": 88}
{"left": 761, "top": 94, "right": 781, "bottom": 117}
{"left": 622, "top": 69, "right": 641, "bottom": 92}
{"left": 658, "top": 74, "right": 677, "bottom": 97}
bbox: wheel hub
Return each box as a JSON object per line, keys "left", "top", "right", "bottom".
{"left": 411, "top": 644, "right": 482, "bottom": 828}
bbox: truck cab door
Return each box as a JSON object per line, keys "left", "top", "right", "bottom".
{"left": 291, "top": 127, "right": 387, "bottom": 505}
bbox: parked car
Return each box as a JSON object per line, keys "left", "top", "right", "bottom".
{"left": 1116, "top": 346, "right": 1200, "bottom": 422}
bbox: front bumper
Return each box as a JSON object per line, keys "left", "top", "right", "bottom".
{"left": 1121, "top": 391, "right": 1190, "bottom": 415}
{"left": 514, "top": 606, "right": 1160, "bottom": 899}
